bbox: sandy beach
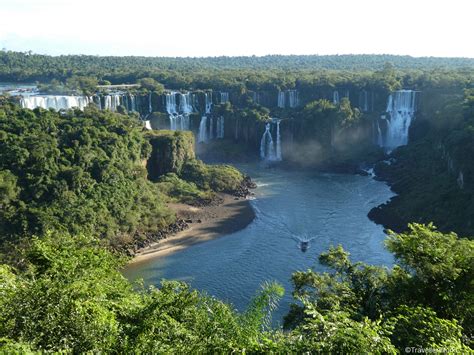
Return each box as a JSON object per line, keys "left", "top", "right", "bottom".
{"left": 129, "top": 193, "right": 255, "bottom": 264}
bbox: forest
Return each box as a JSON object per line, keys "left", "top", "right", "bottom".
{"left": 0, "top": 51, "right": 473, "bottom": 352}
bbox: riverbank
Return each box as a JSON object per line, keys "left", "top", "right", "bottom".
{"left": 129, "top": 193, "right": 255, "bottom": 264}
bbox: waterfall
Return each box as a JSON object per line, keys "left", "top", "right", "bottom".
{"left": 205, "top": 92, "right": 212, "bottom": 114}
{"left": 165, "top": 92, "right": 177, "bottom": 114}
{"left": 209, "top": 117, "right": 214, "bottom": 140}
{"left": 179, "top": 93, "right": 193, "bottom": 114}
{"left": 260, "top": 123, "right": 276, "bottom": 160}
{"left": 217, "top": 116, "right": 224, "bottom": 138}
{"left": 144, "top": 120, "right": 152, "bottom": 130}
{"left": 20, "top": 95, "right": 92, "bottom": 111}
{"left": 220, "top": 92, "right": 229, "bottom": 104}
{"left": 359, "top": 90, "right": 368, "bottom": 111}
{"left": 148, "top": 92, "right": 152, "bottom": 113}
{"left": 124, "top": 94, "right": 138, "bottom": 112}
{"left": 382, "top": 90, "right": 417, "bottom": 149}
{"left": 165, "top": 91, "right": 191, "bottom": 131}
{"left": 198, "top": 93, "right": 216, "bottom": 142}
{"left": 288, "top": 90, "right": 299, "bottom": 108}
{"left": 376, "top": 120, "right": 384, "bottom": 147}
{"left": 277, "top": 91, "right": 285, "bottom": 108}
{"left": 95, "top": 95, "right": 102, "bottom": 109}
{"left": 333, "top": 91, "right": 340, "bottom": 104}
{"left": 278, "top": 90, "right": 299, "bottom": 108}
{"left": 103, "top": 94, "right": 122, "bottom": 111}
{"left": 275, "top": 120, "right": 282, "bottom": 160}
{"left": 198, "top": 116, "right": 208, "bottom": 143}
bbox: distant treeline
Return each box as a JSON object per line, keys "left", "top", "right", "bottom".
{"left": 1, "top": 50, "right": 474, "bottom": 92}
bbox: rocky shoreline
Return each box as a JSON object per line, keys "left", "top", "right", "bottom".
{"left": 123, "top": 176, "right": 257, "bottom": 261}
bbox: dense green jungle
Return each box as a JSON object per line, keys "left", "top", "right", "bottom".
{"left": 0, "top": 51, "right": 473, "bottom": 353}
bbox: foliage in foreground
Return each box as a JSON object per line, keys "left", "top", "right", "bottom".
{"left": 0, "top": 232, "right": 284, "bottom": 353}
{"left": 285, "top": 223, "right": 473, "bottom": 352}
{"left": 0, "top": 224, "right": 472, "bottom": 353}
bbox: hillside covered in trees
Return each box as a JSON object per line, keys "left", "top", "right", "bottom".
{"left": 0, "top": 51, "right": 473, "bottom": 352}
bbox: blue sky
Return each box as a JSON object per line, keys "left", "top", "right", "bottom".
{"left": 0, "top": 0, "right": 473, "bottom": 57}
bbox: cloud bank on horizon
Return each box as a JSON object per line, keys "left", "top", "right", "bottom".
{"left": 0, "top": 0, "right": 473, "bottom": 58}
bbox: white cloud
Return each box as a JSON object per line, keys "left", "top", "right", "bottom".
{"left": 0, "top": 0, "right": 472, "bottom": 57}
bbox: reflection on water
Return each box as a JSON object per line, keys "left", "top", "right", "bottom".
{"left": 124, "top": 164, "right": 395, "bottom": 326}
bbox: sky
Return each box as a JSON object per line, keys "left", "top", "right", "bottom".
{"left": 0, "top": 0, "right": 473, "bottom": 58}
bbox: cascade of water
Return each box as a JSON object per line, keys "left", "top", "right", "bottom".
{"left": 165, "top": 92, "right": 177, "bottom": 114}
{"left": 376, "top": 120, "right": 383, "bottom": 147}
{"left": 333, "top": 91, "right": 340, "bottom": 104}
{"left": 275, "top": 120, "right": 282, "bottom": 160}
{"left": 95, "top": 95, "right": 102, "bottom": 109}
{"left": 198, "top": 116, "right": 208, "bottom": 143}
{"left": 129, "top": 94, "right": 136, "bottom": 112}
{"left": 209, "top": 117, "right": 214, "bottom": 140}
{"left": 20, "top": 95, "right": 92, "bottom": 111}
{"left": 217, "top": 116, "right": 224, "bottom": 138}
{"left": 205, "top": 92, "right": 212, "bottom": 114}
{"left": 220, "top": 92, "right": 229, "bottom": 104}
{"left": 122, "top": 95, "right": 129, "bottom": 111}
{"left": 179, "top": 93, "right": 193, "bottom": 114}
{"left": 112, "top": 94, "right": 121, "bottom": 111}
{"left": 359, "top": 90, "right": 368, "bottom": 111}
{"left": 148, "top": 92, "right": 152, "bottom": 113}
{"left": 383, "top": 90, "right": 417, "bottom": 149}
{"left": 288, "top": 90, "right": 299, "bottom": 108}
{"left": 277, "top": 91, "right": 285, "bottom": 108}
{"left": 165, "top": 91, "right": 191, "bottom": 131}
{"left": 260, "top": 123, "right": 276, "bottom": 160}
{"left": 144, "top": 120, "right": 152, "bottom": 130}
{"left": 104, "top": 95, "right": 112, "bottom": 111}
{"left": 170, "top": 116, "right": 177, "bottom": 130}
{"left": 102, "top": 94, "right": 122, "bottom": 111}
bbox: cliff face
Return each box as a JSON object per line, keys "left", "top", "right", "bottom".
{"left": 146, "top": 130, "right": 195, "bottom": 181}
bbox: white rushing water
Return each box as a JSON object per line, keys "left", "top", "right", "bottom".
{"left": 287, "top": 90, "right": 299, "bottom": 108}
{"left": 20, "top": 95, "right": 93, "bottom": 110}
{"left": 165, "top": 92, "right": 192, "bottom": 131}
{"left": 217, "top": 116, "right": 225, "bottom": 139}
{"left": 260, "top": 120, "right": 282, "bottom": 161}
{"left": 148, "top": 92, "right": 152, "bottom": 113}
{"left": 376, "top": 120, "right": 384, "bottom": 147}
{"left": 198, "top": 93, "right": 214, "bottom": 143}
{"left": 275, "top": 120, "right": 282, "bottom": 160}
{"left": 360, "top": 90, "right": 368, "bottom": 112}
{"left": 198, "top": 116, "right": 208, "bottom": 143}
{"left": 220, "top": 92, "right": 229, "bottom": 104}
{"left": 277, "top": 91, "right": 285, "bottom": 108}
{"left": 333, "top": 90, "right": 340, "bottom": 104}
{"left": 378, "top": 90, "right": 417, "bottom": 150}
{"left": 144, "top": 120, "right": 152, "bottom": 130}
{"left": 205, "top": 92, "right": 212, "bottom": 114}
{"left": 103, "top": 94, "right": 122, "bottom": 111}
{"left": 20, "top": 93, "right": 144, "bottom": 113}
{"left": 260, "top": 118, "right": 282, "bottom": 161}
{"left": 209, "top": 117, "right": 214, "bottom": 140}
{"left": 277, "top": 90, "right": 299, "bottom": 108}
{"left": 260, "top": 123, "right": 275, "bottom": 160}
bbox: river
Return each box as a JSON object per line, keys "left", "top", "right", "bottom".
{"left": 123, "top": 163, "right": 395, "bottom": 326}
